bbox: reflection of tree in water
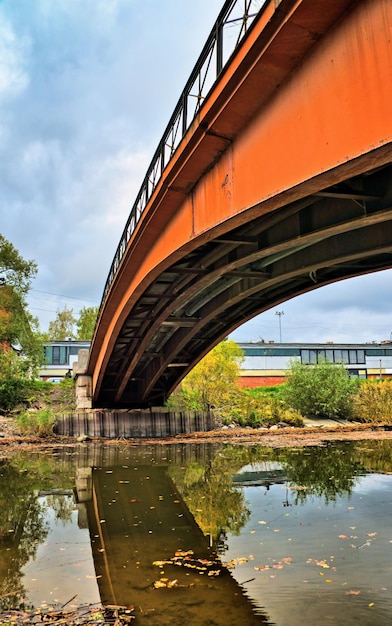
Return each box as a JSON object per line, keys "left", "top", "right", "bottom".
{"left": 169, "top": 442, "right": 372, "bottom": 546}
{"left": 46, "top": 494, "right": 75, "bottom": 525}
{"left": 277, "top": 442, "right": 365, "bottom": 504}
{"left": 169, "top": 446, "right": 274, "bottom": 547}
{"left": 0, "top": 459, "right": 75, "bottom": 610}
{"left": 352, "top": 439, "right": 392, "bottom": 474}
{"left": 182, "top": 460, "right": 250, "bottom": 546}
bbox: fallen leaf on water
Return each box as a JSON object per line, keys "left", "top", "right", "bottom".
{"left": 368, "top": 603, "right": 375, "bottom": 607}
{"left": 339, "top": 535, "right": 349, "bottom": 540}
{"left": 367, "top": 532, "right": 377, "bottom": 537}
{"left": 346, "top": 590, "right": 360, "bottom": 595}
{"left": 307, "top": 559, "right": 330, "bottom": 568}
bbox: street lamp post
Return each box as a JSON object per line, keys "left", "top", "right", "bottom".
{"left": 275, "top": 310, "right": 284, "bottom": 343}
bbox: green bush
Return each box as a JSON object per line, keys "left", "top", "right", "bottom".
{"left": 282, "top": 358, "right": 357, "bottom": 419}
{"left": 0, "top": 349, "right": 31, "bottom": 410}
{"left": 220, "top": 391, "right": 303, "bottom": 428}
{"left": 16, "top": 408, "right": 56, "bottom": 437}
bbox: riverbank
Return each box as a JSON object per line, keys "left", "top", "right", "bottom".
{"left": 1, "top": 413, "right": 392, "bottom": 453}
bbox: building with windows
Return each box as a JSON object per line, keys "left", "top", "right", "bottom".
{"left": 238, "top": 341, "right": 392, "bottom": 388}
{"left": 40, "top": 340, "right": 91, "bottom": 381}
{"left": 40, "top": 339, "right": 392, "bottom": 388}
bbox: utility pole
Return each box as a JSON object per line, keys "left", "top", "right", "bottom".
{"left": 275, "top": 310, "right": 284, "bottom": 342}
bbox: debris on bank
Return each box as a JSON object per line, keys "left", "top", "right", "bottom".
{"left": 0, "top": 604, "right": 134, "bottom": 625}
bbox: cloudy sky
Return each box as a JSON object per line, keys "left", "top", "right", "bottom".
{"left": 1, "top": 0, "right": 391, "bottom": 345}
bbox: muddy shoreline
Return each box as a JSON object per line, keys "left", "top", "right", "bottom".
{"left": 1, "top": 422, "right": 392, "bottom": 455}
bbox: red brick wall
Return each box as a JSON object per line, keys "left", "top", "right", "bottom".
{"left": 238, "top": 375, "right": 286, "bottom": 388}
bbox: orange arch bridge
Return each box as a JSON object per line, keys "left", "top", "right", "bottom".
{"left": 87, "top": 0, "right": 392, "bottom": 408}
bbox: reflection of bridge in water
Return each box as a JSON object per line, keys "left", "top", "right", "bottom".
{"left": 74, "top": 448, "right": 272, "bottom": 624}
{"left": 233, "top": 463, "right": 287, "bottom": 488}
{"left": 82, "top": 466, "right": 268, "bottom": 624}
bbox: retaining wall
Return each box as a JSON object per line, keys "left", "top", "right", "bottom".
{"left": 55, "top": 408, "right": 213, "bottom": 438}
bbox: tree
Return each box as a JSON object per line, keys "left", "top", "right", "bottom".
{"left": 0, "top": 234, "right": 42, "bottom": 371}
{"left": 47, "top": 306, "right": 76, "bottom": 340}
{"left": 171, "top": 339, "right": 244, "bottom": 411}
{"left": 0, "top": 234, "right": 37, "bottom": 297}
{"left": 282, "top": 358, "right": 357, "bottom": 419}
{"left": 76, "top": 305, "right": 98, "bottom": 340}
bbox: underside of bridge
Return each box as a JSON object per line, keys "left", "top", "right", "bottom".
{"left": 95, "top": 161, "right": 392, "bottom": 408}
{"left": 89, "top": 0, "right": 392, "bottom": 408}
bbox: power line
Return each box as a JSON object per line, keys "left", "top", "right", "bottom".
{"left": 30, "top": 289, "right": 99, "bottom": 304}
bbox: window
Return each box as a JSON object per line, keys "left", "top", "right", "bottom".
{"left": 49, "top": 346, "right": 67, "bottom": 365}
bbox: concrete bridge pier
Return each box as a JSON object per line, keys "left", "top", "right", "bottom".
{"left": 73, "top": 349, "right": 93, "bottom": 410}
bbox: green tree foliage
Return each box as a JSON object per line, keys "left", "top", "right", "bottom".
{"left": 0, "top": 236, "right": 43, "bottom": 408}
{"left": 170, "top": 339, "right": 244, "bottom": 412}
{"left": 0, "top": 349, "right": 31, "bottom": 410}
{"left": 76, "top": 305, "right": 98, "bottom": 340}
{"left": 0, "top": 234, "right": 37, "bottom": 296}
{"left": 47, "top": 305, "right": 76, "bottom": 340}
{"left": 282, "top": 358, "right": 357, "bottom": 419}
{"left": 46, "top": 305, "right": 98, "bottom": 341}
{"left": 0, "top": 234, "right": 41, "bottom": 364}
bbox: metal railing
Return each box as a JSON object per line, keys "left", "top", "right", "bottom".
{"left": 101, "top": 0, "right": 268, "bottom": 306}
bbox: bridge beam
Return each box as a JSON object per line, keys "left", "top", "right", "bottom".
{"left": 89, "top": 0, "right": 392, "bottom": 407}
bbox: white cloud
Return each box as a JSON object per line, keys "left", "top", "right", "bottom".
{"left": 0, "top": 16, "right": 29, "bottom": 98}
{"left": 1, "top": 0, "right": 391, "bottom": 341}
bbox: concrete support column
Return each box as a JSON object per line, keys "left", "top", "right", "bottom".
{"left": 73, "top": 349, "right": 93, "bottom": 409}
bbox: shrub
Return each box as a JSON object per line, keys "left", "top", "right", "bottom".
{"left": 220, "top": 391, "right": 303, "bottom": 428}
{"left": 352, "top": 380, "right": 392, "bottom": 423}
{"left": 282, "top": 358, "right": 357, "bottom": 419}
{"left": 16, "top": 408, "right": 56, "bottom": 437}
{"left": 0, "top": 349, "right": 31, "bottom": 410}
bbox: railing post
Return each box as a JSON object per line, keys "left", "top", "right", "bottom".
{"left": 216, "top": 22, "right": 223, "bottom": 75}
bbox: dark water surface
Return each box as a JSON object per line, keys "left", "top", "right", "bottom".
{"left": 0, "top": 440, "right": 391, "bottom": 625}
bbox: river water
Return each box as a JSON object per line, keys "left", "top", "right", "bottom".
{"left": 0, "top": 440, "right": 391, "bottom": 625}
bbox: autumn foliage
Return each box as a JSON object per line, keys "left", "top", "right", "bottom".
{"left": 352, "top": 380, "right": 392, "bottom": 423}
